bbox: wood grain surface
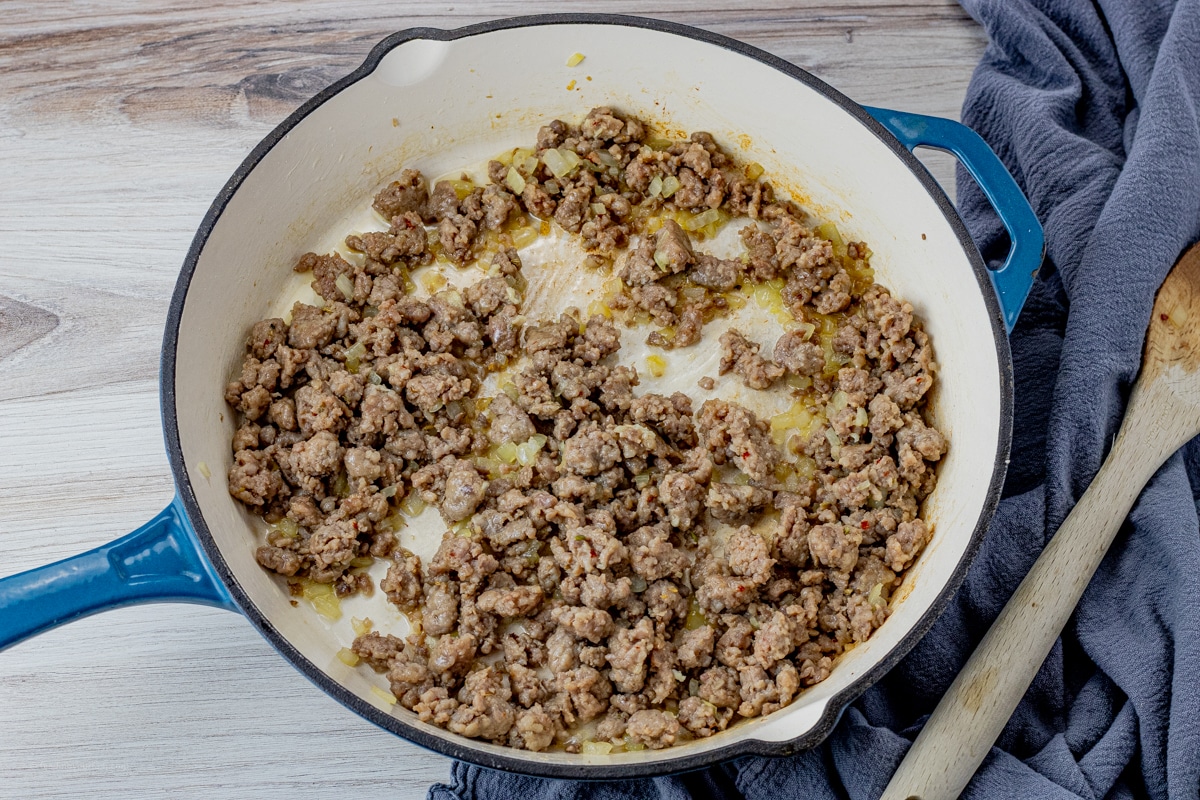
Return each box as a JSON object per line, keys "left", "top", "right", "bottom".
{"left": 0, "top": 3, "right": 985, "bottom": 798}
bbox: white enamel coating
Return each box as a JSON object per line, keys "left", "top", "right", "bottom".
{"left": 172, "top": 22, "right": 1002, "bottom": 769}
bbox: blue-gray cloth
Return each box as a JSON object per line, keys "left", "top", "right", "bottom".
{"left": 430, "top": 0, "right": 1200, "bottom": 796}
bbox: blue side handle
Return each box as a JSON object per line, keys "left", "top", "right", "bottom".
{"left": 0, "top": 496, "right": 236, "bottom": 651}
{"left": 865, "top": 106, "right": 1044, "bottom": 333}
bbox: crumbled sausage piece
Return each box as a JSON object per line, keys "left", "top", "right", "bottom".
{"left": 511, "top": 705, "right": 557, "bottom": 752}
{"left": 627, "top": 524, "right": 689, "bottom": 581}
{"left": 423, "top": 580, "right": 459, "bottom": 637}
{"left": 351, "top": 631, "right": 405, "bottom": 671}
{"left": 696, "top": 399, "right": 779, "bottom": 482}
{"left": 255, "top": 545, "right": 301, "bottom": 576}
{"left": 555, "top": 665, "right": 612, "bottom": 726}
{"left": 726, "top": 526, "right": 775, "bottom": 585}
{"left": 477, "top": 585, "right": 544, "bottom": 618}
{"left": 707, "top": 483, "right": 772, "bottom": 523}
{"left": 374, "top": 169, "right": 429, "bottom": 219}
{"left": 809, "top": 523, "right": 862, "bottom": 575}
{"left": 448, "top": 666, "right": 516, "bottom": 740}
{"left": 678, "top": 695, "right": 731, "bottom": 737}
{"left": 381, "top": 550, "right": 423, "bottom": 611}
{"left": 287, "top": 302, "right": 338, "bottom": 350}
{"left": 626, "top": 709, "right": 683, "bottom": 749}
{"left": 561, "top": 428, "right": 621, "bottom": 477}
{"left": 658, "top": 471, "right": 705, "bottom": 531}
{"left": 885, "top": 518, "right": 930, "bottom": 571}
{"left": 228, "top": 449, "right": 284, "bottom": 507}
{"left": 430, "top": 633, "right": 479, "bottom": 677}
{"left": 440, "top": 460, "right": 488, "bottom": 522}
{"left": 774, "top": 330, "right": 826, "bottom": 376}
{"left": 689, "top": 253, "right": 742, "bottom": 291}
{"left": 720, "top": 329, "right": 784, "bottom": 390}
{"left": 552, "top": 605, "right": 614, "bottom": 644}
{"left": 677, "top": 624, "right": 716, "bottom": 670}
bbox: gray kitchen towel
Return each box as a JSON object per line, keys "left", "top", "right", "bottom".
{"left": 431, "top": 0, "right": 1200, "bottom": 796}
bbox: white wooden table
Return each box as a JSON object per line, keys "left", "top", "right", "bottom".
{"left": 0, "top": 3, "right": 984, "bottom": 797}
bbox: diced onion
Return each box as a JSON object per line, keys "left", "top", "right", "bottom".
{"left": 422, "top": 271, "right": 447, "bottom": 293}
{"left": 197, "top": 461, "right": 211, "bottom": 479}
{"left": 587, "top": 300, "right": 612, "bottom": 319}
{"left": 684, "top": 600, "right": 709, "bottom": 630}
{"left": 682, "top": 208, "right": 721, "bottom": 231}
{"left": 825, "top": 428, "right": 843, "bottom": 457}
{"left": 596, "top": 151, "right": 619, "bottom": 168}
{"left": 336, "top": 647, "right": 360, "bottom": 667}
{"left": 511, "top": 225, "right": 538, "bottom": 249}
{"left": 302, "top": 581, "right": 342, "bottom": 621}
{"left": 351, "top": 616, "right": 373, "bottom": 637}
{"left": 560, "top": 148, "right": 582, "bottom": 172}
{"left": 581, "top": 740, "right": 613, "bottom": 755}
{"left": 400, "top": 493, "right": 427, "bottom": 517}
{"left": 542, "top": 147, "right": 581, "bottom": 179}
{"left": 745, "top": 162, "right": 765, "bottom": 180}
{"left": 371, "top": 686, "right": 398, "bottom": 705}
{"left": 343, "top": 340, "right": 367, "bottom": 374}
{"left": 270, "top": 518, "right": 300, "bottom": 538}
{"left": 379, "top": 512, "right": 406, "bottom": 532}
{"left": 828, "top": 390, "right": 848, "bottom": 416}
{"left": 516, "top": 434, "right": 548, "bottom": 466}
{"left": 591, "top": 202, "right": 606, "bottom": 215}
{"left": 855, "top": 406, "right": 869, "bottom": 428}
{"left": 540, "top": 148, "right": 567, "bottom": 178}
{"left": 505, "top": 166, "right": 526, "bottom": 195}
{"left": 868, "top": 582, "right": 887, "bottom": 606}
{"left": 645, "top": 354, "right": 667, "bottom": 378}
{"left": 449, "top": 179, "right": 475, "bottom": 200}
{"left": 660, "top": 175, "right": 681, "bottom": 198}
{"left": 672, "top": 669, "right": 686, "bottom": 682}
{"left": 647, "top": 175, "right": 663, "bottom": 198}
{"left": 816, "top": 221, "right": 845, "bottom": 255}
{"left": 494, "top": 441, "right": 519, "bottom": 464}
{"left": 653, "top": 248, "right": 671, "bottom": 272}
{"left": 785, "top": 374, "right": 812, "bottom": 391}
{"left": 336, "top": 272, "right": 355, "bottom": 301}
{"left": 630, "top": 575, "right": 648, "bottom": 592}
{"left": 566, "top": 52, "right": 585, "bottom": 67}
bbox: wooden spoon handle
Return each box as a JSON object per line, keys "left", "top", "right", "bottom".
{"left": 880, "top": 386, "right": 1171, "bottom": 800}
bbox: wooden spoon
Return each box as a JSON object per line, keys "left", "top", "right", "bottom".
{"left": 880, "top": 242, "right": 1200, "bottom": 800}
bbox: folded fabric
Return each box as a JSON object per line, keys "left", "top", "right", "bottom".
{"left": 431, "top": 1, "right": 1200, "bottom": 797}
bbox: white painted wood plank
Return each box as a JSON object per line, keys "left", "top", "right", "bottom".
{"left": 0, "top": 3, "right": 984, "bottom": 797}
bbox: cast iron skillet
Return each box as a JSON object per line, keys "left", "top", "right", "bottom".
{"left": 0, "top": 14, "right": 1042, "bottom": 779}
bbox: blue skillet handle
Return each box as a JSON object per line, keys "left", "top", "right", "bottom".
{"left": 0, "top": 495, "right": 236, "bottom": 651}
{"left": 865, "top": 106, "right": 1044, "bottom": 333}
